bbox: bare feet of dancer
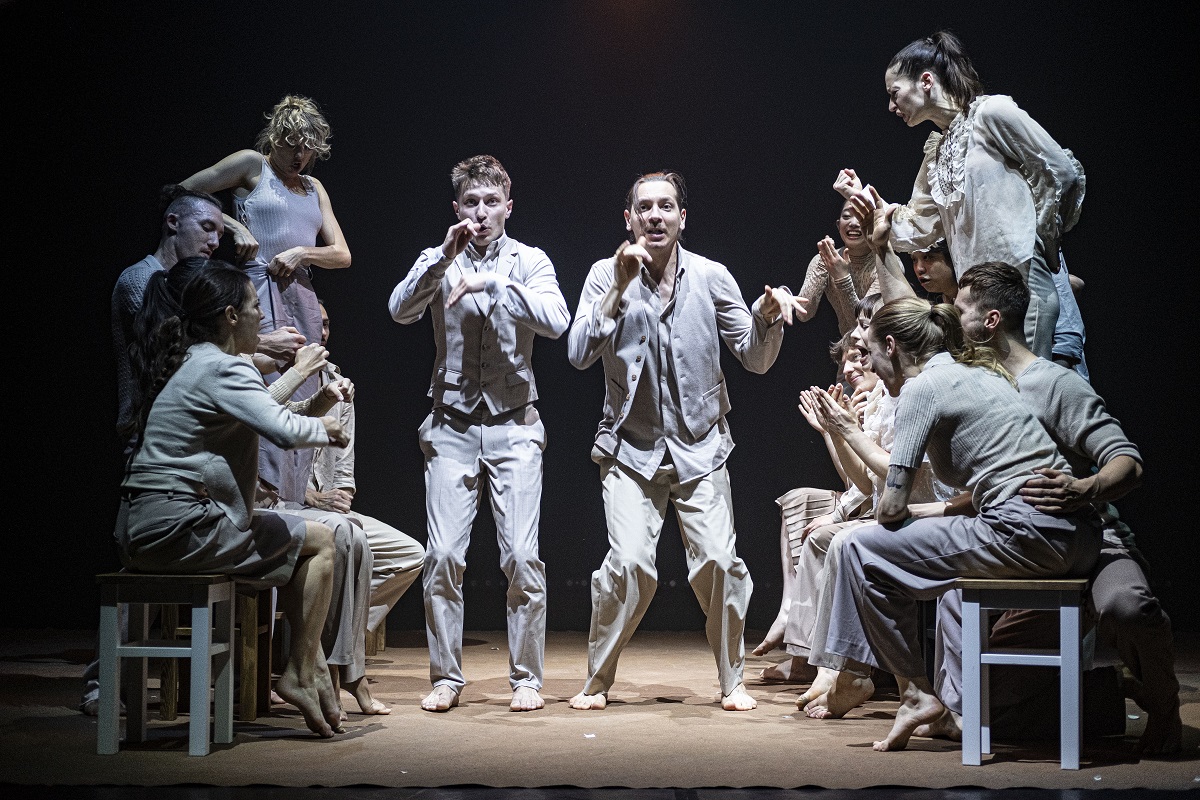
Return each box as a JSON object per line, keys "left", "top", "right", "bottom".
{"left": 751, "top": 609, "right": 789, "bottom": 657}
{"left": 872, "top": 676, "right": 945, "bottom": 752}
{"left": 759, "top": 656, "right": 817, "bottom": 684}
{"left": 797, "top": 666, "right": 837, "bottom": 708}
{"left": 510, "top": 686, "right": 545, "bottom": 712}
{"left": 316, "top": 663, "right": 346, "bottom": 732}
{"left": 421, "top": 684, "right": 459, "bottom": 712}
{"left": 344, "top": 676, "right": 391, "bottom": 715}
{"left": 722, "top": 683, "right": 758, "bottom": 711}
{"left": 275, "top": 665, "right": 334, "bottom": 738}
{"left": 913, "top": 707, "right": 962, "bottom": 740}
{"left": 1136, "top": 700, "right": 1183, "bottom": 756}
{"left": 805, "top": 669, "right": 874, "bottom": 719}
{"left": 569, "top": 690, "right": 607, "bottom": 710}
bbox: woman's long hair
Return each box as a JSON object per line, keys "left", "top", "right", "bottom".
{"left": 128, "top": 263, "right": 250, "bottom": 443}
{"left": 870, "top": 297, "right": 1013, "bottom": 384}
{"left": 888, "top": 30, "right": 983, "bottom": 112}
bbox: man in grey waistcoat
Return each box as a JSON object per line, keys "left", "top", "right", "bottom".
{"left": 389, "top": 155, "right": 569, "bottom": 713}
{"left": 566, "top": 171, "right": 805, "bottom": 711}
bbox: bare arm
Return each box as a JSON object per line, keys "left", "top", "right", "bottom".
{"left": 877, "top": 465, "right": 917, "bottom": 524}
{"left": 180, "top": 149, "right": 262, "bottom": 262}
{"left": 265, "top": 177, "right": 351, "bottom": 279}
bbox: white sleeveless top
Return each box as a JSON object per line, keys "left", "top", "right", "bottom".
{"left": 235, "top": 157, "right": 323, "bottom": 271}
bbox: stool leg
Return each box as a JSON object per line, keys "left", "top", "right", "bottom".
{"left": 961, "top": 592, "right": 983, "bottom": 766}
{"left": 97, "top": 601, "right": 121, "bottom": 755}
{"left": 237, "top": 594, "right": 258, "bottom": 722}
{"left": 189, "top": 599, "right": 213, "bottom": 756}
{"left": 1060, "top": 596, "right": 1082, "bottom": 770}
{"left": 257, "top": 588, "right": 273, "bottom": 717}
{"left": 125, "top": 602, "right": 150, "bottom": 744}
{"left": 160, "top": 604, "right": 179, "bottom": 720}
{"left": 214, "top": 589, "right": 234, "bottom": 745}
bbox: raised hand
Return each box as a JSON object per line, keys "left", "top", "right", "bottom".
{"left": 817, "top": 236, "right": 850, "bottom": 280}
{"left": 615, "top": 237, "right": 650, "bottom": 290}
{"left": 442, "top": 218, "right": 480, "bottom": 261}
{"left": 760, "top": 285, "right": 808, "bottom": 325}
{"left": 320, "top": 377, "right": 355, "bottom": 404}
{"left": 833, "top": 169, "right": 863, "bottom": 200}
{"left": 291, "top": 343, "right": 329, "bottom": 379}
{"left": 812, "top": 384, "right": 861, "bottom": 438}
{"left": 797, "top": 390, "right": 826, "bottom": 433}
{"left": 257, "top": 326, "right": 306, "bottom": 361}
{"left": 321, "top": 417, "right": 350, "bottom": 448}
{"left": 230, "top": 222, "right": 260, "bottom": 264}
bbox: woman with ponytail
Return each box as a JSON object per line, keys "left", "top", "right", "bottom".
{"left": 804, "top": 297, "right": 1100, "bottom": 755}
{"left": 120, "top": 265, "right": 349, "bottom": 739}
{"left": 839, "top": 31, "right": 1084, "bottom": 361}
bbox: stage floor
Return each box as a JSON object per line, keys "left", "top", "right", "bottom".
{"left": 0, "top": 628, "right": 1196, "bottom": 791}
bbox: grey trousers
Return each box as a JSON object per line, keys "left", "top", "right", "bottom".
{"left": 820, "top": 497, "right": 1099, "bottom": 680}
{"left": 583, "top": 458, "right": 752, "bottom": 696}
{"left": 420, "top": 406, "right": 547, "bottom": 693}
{"left": 346, "top": 511, "right": 425, "bottom": 634}
{"left": 785, "top": 520, "right": 868, "bottom": 659}
{"left": 936, "top": 543, "right": 1177, "bottom": 716}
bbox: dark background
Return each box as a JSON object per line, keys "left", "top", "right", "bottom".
{"left": 4, "top": 1, "right": 1193, "bottom": 635}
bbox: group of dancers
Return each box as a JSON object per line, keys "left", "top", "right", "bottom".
{"left": 104, "top": 30, "right": 1180, "bottom": 756}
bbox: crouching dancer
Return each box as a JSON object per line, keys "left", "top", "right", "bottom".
{"left": 813, "top": 297, "right": 1100, "bottom": 751}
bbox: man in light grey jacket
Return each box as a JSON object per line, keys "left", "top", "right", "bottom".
{"left": 567, "top": 171, "right": 805, "bottom": 711}
{"left": 389, "top": 155, "right": 569, "bottom": 713}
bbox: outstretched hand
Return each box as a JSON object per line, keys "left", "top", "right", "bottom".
{"left": 760, "top": 285, "right": 808, "bottom": 325}
{"left": 320, "top": 377, "right": 355, "bottom": 405}
{"left": 292, "top": 343, "right": 329, "bottom": 380}
{"left": 833, "top": 169, "right": 863, "bottom": 200}
{"left": 849, "top": 185, "right": 895, "bottom": 251}
{"left": 442, "top": 219, "right": 480, "bottom": 261}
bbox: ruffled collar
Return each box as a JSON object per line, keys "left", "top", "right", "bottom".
{"left": 927, "top": 95, "right": 986, "bottom": 205}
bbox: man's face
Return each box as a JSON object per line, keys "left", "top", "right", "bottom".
{"left": 454, "top": 183, "right": 511, "bottom": 249}
{"left": 953, "top": 285, "right": 992, "bottom": 345}
{"left": 169, "top": 201, "right": 224, "bottom": 260}
{"left": 625, "top": 180, "right": 685, "bottom": 256}
{"left": 319, "top": 304, "right": 330, "bottom": 346}
{"left": 912, "top": 250, "right": 956, "bottom": 296}
{"left": 866, "top": 324, "right": 901, "bottom": 396}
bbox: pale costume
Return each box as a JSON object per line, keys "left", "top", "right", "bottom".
{"left": 814, "top": 353, "right": 1100, "bottom": 680}
{"left": 310, "top": 363, "right": 425, "bottom": 635}
{"left": 390, "top": 234, "right": 569, "bottom": 694}
{"left": 118, "top": 342, "right": 326, "bottom": 586}
{"left": 796, "top": 250, "right": 881, "bottom": 334}
{"left": 783, "top": 388, "right": 955, "bottom": 660}
{"left": 935, "top": 359, "right": 1176, "bottom": 722}
{"left": 236, "top": 156, "right": 326, "bottom": 505}
{"left": 889, "top": 95, "right": 1085, "bottom": 359}
{"left": 568, "top": 246, "right": 785, "bottom": 695}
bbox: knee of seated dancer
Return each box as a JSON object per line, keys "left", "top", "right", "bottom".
{"left": 1096, "top": 586, "right": 1166, "bottom": 629}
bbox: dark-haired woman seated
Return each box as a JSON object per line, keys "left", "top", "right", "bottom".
{"left": 119, "top": 263, "right": 349, "bottom": 738}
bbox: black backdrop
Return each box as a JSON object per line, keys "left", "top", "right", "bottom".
{"left": 4, "top": 1, "right": 1194, "bottom": 634}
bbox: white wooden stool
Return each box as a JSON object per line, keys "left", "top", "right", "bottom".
{"left": 96, "top": 573, "right": 235, "bottom": 756}
{"left": 958, "top": 577, "right": 1088, "bottom": 770}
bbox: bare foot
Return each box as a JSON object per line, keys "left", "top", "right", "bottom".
{"left": 722, "top": 683, "right": 758, "bottom": 711}
{"left": 569, "top": 691, "right": 608, "bottom": 710}
{"left": 421, "top": 685, "right": 459, "bottom": 712}
{"left": 751, "top": 610, "right": 789, "bottom": 656}
{"left": 510, "top": 686, "right": 545, "bottom": 712}
{"left": 275, "top": 669, "right": 334, "bottom": 739}
{"left": 912, "top": 707, "right": 962, "bottom": 740}
{"left": 344, "top": 676, "right": 391, "bottom": 715}
{"left": 758, "top": 656, "right": 817, "bottom": 684}
{"left": 1136, "top": 702, "right": 1183, "bottom": 756}
{"left": 873, "top": 680, "right": 944, "bottom": 752}
{"left": 270, "top": 690, "right": 285, "bottom": 705}
{"left": 805, "top": 671, "right": 874, "bottom": 719}
{"left": 317, "top": 664, "right": 346, "bottom": 732}
{"left": 797, "top": 666, "right": 837, "bottom": 709}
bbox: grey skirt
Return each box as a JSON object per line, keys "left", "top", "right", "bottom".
{"left": 117, "top": 491, "right": 307, "bottom": 588}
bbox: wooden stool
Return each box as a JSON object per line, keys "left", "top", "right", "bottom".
{"left": 160, "top": 587, "right": 273, "bottom": 722}
{"left": 96, "top": 573, "right": 235, "bottom": 756}
{"left": 958, "top": 577, "right": 1088, "bottom": 770}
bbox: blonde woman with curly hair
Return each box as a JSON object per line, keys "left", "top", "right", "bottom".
{"left": 181, "top": 94, "right": 349, "bottom": 350}
{"left": 805, "top": 297, "right": 1100, "bottom": 755}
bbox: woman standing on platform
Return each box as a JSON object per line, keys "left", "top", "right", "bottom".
{"left": 840, "top": 31, "right": 1084, "bottom": 359}
{"left": 121, "top": 264, "right": 349, "bottom": 739}
{"left": 181, "top": 95, "right": 350, "bottom": 349}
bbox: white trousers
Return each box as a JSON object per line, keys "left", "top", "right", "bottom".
{"left": 583, "top": 458, "right": 752, "bottom": 696}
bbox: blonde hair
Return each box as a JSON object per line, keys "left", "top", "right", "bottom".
{"left": 870, "top": 297, "right": 1014, "bottom": 385}
{"left": 255, "top": 95, "right": 332, "bottom": 162}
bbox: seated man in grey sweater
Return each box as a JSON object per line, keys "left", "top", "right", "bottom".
{"left": 940, "top": 263, "right": 1179, "bottom": 755}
